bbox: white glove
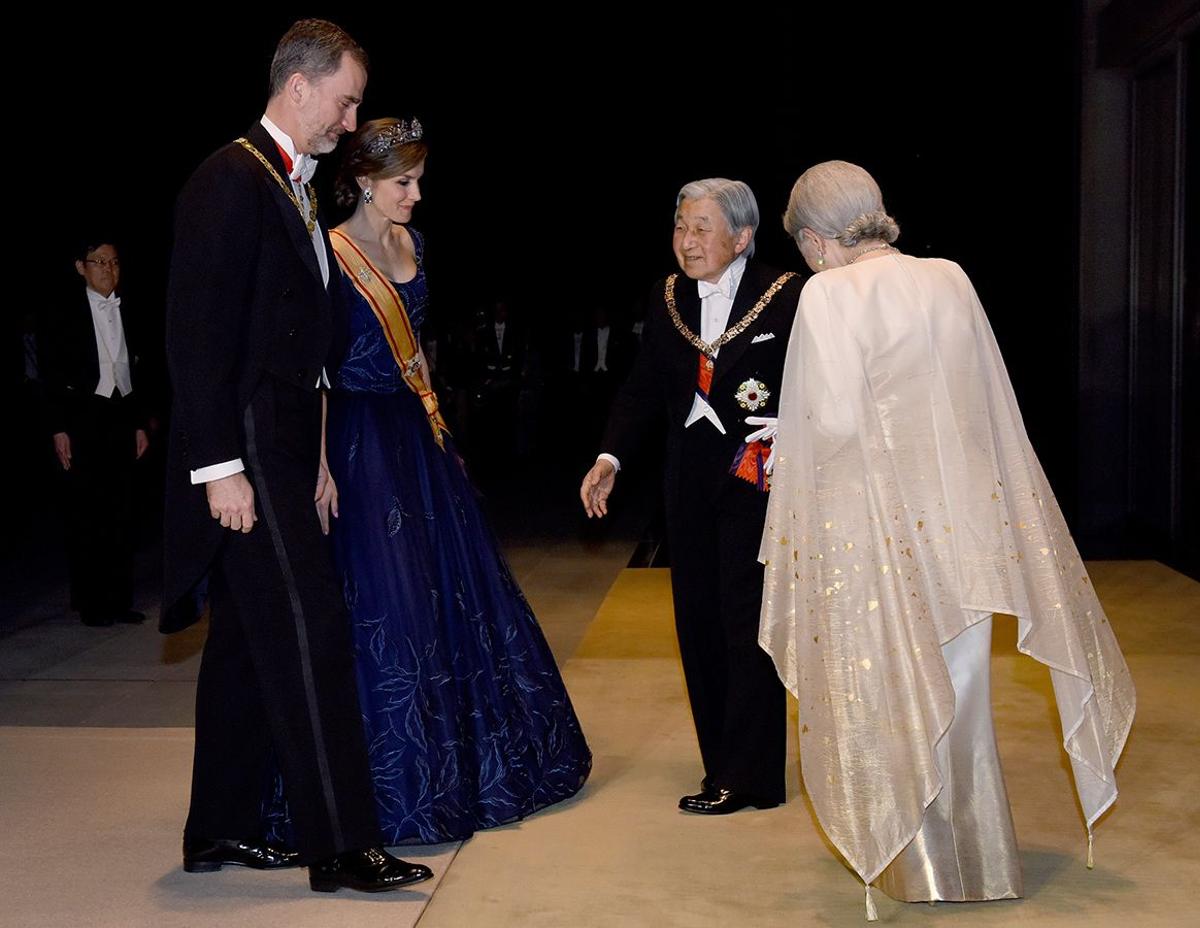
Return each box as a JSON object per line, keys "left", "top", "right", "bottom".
{"left": 744, "top": 416, "right": 779, "bottom": 476}
{"left": 743, "top": 415, "right": 778, "bottom": 444}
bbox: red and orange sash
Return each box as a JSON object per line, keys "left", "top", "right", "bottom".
{"left": 329, "top": 229, "right": 448, "bottom": 449}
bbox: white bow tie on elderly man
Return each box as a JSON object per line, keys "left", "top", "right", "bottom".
{"left": 697, "top": 278, "right": 732, "bottom": 300}
{"left": 290, "top": 153, "right": 318, "bottom": 185}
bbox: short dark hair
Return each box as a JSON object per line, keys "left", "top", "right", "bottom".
{"left": 268, "top": 19, "right": 368, "bottom": 97}
{"left": 336, "top": 119, "right": 429, "bottom": 208}
{"left": 74, "top": 235, "right": 119, "bottom": 263}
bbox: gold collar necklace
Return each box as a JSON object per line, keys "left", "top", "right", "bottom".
{"left": 235, "top": 138, "right": 319, "bottom": 235}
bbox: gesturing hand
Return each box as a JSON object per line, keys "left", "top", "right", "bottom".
{"left": 206, "top": 472, "right": 257, "bottom": 533}
{"left": 580, "top": 459, "right": 616, "bottom": 519}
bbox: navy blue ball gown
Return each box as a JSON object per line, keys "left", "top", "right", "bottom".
{"left": 264, "top": 228, "right": 590, "bottom": 845}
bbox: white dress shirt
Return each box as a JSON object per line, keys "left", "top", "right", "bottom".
{"left": 598, "top": 255, "right": 746, "bottom": 472}
{"left": 261, "top": 115, "right": 330, "bottom": 288}
{"left": 682, "top": 254, "right": 746, "bottom": 434}
{"left": 190, "top": 116, "right": 331, "bottom": 486}
{"left": 594, "top": 325, "right": 610, "bottom": 373}
{"left": 86, "top": 288, "right": 132, "bottom": 398}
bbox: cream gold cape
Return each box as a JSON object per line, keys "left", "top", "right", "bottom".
{"left": 759, "top": 253, "right": 1135, "bottom": 889}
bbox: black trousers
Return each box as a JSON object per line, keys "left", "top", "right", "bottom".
{"left": 62, "top": 392, "right": 136, "bottom": 617}
{"left": 185, "top": 382, "right": 380, "bottom": 864}
{"left": 663, "top": 427, "right": 788, "bottom": 802}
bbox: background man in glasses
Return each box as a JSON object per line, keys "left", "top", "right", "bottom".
{"left": 40, "top": 237, "right": 152, "bottom": 627}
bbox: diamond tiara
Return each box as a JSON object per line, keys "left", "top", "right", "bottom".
{"left": 364, "top": 118, "right": 424, "bottom": 154}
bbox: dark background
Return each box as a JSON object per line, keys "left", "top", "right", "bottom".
{"left": 9, "top": 3, "right": 1195, "bottom": 594}
{"left": 45, "top": 9, "right": 1080, "bottom": 477}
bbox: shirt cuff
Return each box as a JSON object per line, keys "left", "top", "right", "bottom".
{"left": 190, "top": 459, "right": 245, "bottom": 485}
{"left": 597, "top": 452, "right": 621, "bottom": 473}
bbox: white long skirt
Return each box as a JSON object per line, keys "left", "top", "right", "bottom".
{"left": 875, "top": 614, "right": 1023, "bottom": 902}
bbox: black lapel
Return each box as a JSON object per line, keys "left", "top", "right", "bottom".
{"left": 243, "top": 123, "right": 325, "bottom": 289}
{"left": 712, "top": 261, "right": 786, "bottom": 387}
{"left": 664, "top": 273, "right": 704, "bottom": 406}
{"left": 667, "top": 272, "right": 703, "bottom": 360}
{"left": 78, "top": 291, "right": 101, "bottom": 374}
{"left": 674, "top": 273, "right": 703, "bottom": 348}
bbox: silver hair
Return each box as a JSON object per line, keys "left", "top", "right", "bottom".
{"left": 675, "top": 178, "right": 759, "bottom": 260}
{"left": 782, "top": 161, "right": 900, "bottom": 247}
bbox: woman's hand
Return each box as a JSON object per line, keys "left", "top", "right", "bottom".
{"left": 315, "top": 391, "right": 338, "bottom": 534}
{"left": 315, "top": 459, "right": 339, "bottom": 535}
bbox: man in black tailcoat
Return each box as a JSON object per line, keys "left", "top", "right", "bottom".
{"left": 581, "top": 179, "right": 800, "bottom": 815}
{"left": 164, "top": 18, "right": 431, "bottom": 893}
{"left": 41, "top": 237, "right": 151, "bottom": 627}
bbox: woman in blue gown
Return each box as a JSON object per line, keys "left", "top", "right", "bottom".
{"left": 265, "top": 118, "right": 590, "bottom": 846}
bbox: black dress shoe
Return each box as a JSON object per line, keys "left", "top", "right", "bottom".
{"left": 309, "top": 847, "right": 433, "bottom": 893}
{"left": 678, "top": 786, "right": 780, "bottom": 815}
{"left": 116, "top": 610, "right": 146, "bottom": 624}
{"left": 80, "top": 612, "right": 114, "bottom": 627}
{"left": 183, "top": 836, "right": 300, "bottom": 872}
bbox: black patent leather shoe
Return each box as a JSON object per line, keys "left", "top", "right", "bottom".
{"left": 80, "top": 612, "right": 114, "bottom": 627}
{"left": 678, "top": 786, "right": 780, "bottom": 815}
{"left": 116, "top": 610, "right": 147, "bottom": 624}
{"left": 309, "top": 847, "right": 433, "bottom": 893}
{"left": 183, "top": 836, "right": 300, "bottom": 872}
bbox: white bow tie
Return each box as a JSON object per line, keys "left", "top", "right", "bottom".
{"left": 95, "top": 295, "right": 121, "bottom": 313}
{"left": 697, "top": 279, "right": 731, "bottom": 300}
{"left": 290, "top": 153, "right": 317, "bottom": 185}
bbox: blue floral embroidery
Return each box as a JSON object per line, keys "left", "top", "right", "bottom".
{"left": 263, "top": 229, "right": 589, "bottom": 845}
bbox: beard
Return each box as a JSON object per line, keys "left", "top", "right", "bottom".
{"left": 306, "top": 129, "right": 340, "bottom": 155}
{"left": 298, "top": 110, "right": 342, "bottom": 155}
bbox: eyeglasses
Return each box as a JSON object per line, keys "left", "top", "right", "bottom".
{"left": 85, "top": 258, "right": 120, "bottom": 269}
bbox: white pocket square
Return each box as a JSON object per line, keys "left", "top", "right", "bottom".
{"left": 751, "top": 332, "right": 775, "bottom": 344}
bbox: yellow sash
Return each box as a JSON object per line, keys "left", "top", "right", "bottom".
{"left": 329, "top": 228, "right": 449, "bottom": 449}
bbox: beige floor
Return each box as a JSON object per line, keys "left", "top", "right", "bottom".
{"left": 0, "top": 560, "right": 1195, "bottom": 926}
{"left": 420, "top": 561, "right": 1198, "bottom": 927}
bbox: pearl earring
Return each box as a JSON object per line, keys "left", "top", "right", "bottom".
{"left": 363, "top": 189, "right": 374, "bottom": 204}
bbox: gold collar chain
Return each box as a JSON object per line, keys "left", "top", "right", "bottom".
{"left": 235, "top": 138, "right": 319, "bottom": 235}
{"left": 664, "top": 271, "right": 795, "bottom": 358}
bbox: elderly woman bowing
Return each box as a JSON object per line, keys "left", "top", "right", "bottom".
{"left": 759, "top": 161, "right": 1134, "bottom": 917}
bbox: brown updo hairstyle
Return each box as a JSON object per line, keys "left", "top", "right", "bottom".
{"left": 335, "top": 118, "right": 429, "bottom": 208}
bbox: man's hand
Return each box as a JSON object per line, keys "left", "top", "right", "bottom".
{"left": 53, "top": 432, "right": 72, "bottom": 471}
{"left": 135, "top": 429, "right": 150, "bottom": 460}
{"left": 744, "top": 416, "right": 779, "bottom": 475}
{"left": 206, "top": 472, "right": 257, "bottom": 533}
{"left": 315, "top": 460, "right": 338, "bottom": 535}
{"left": 580, "top": 458, "right": 617, "bottom": 519}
